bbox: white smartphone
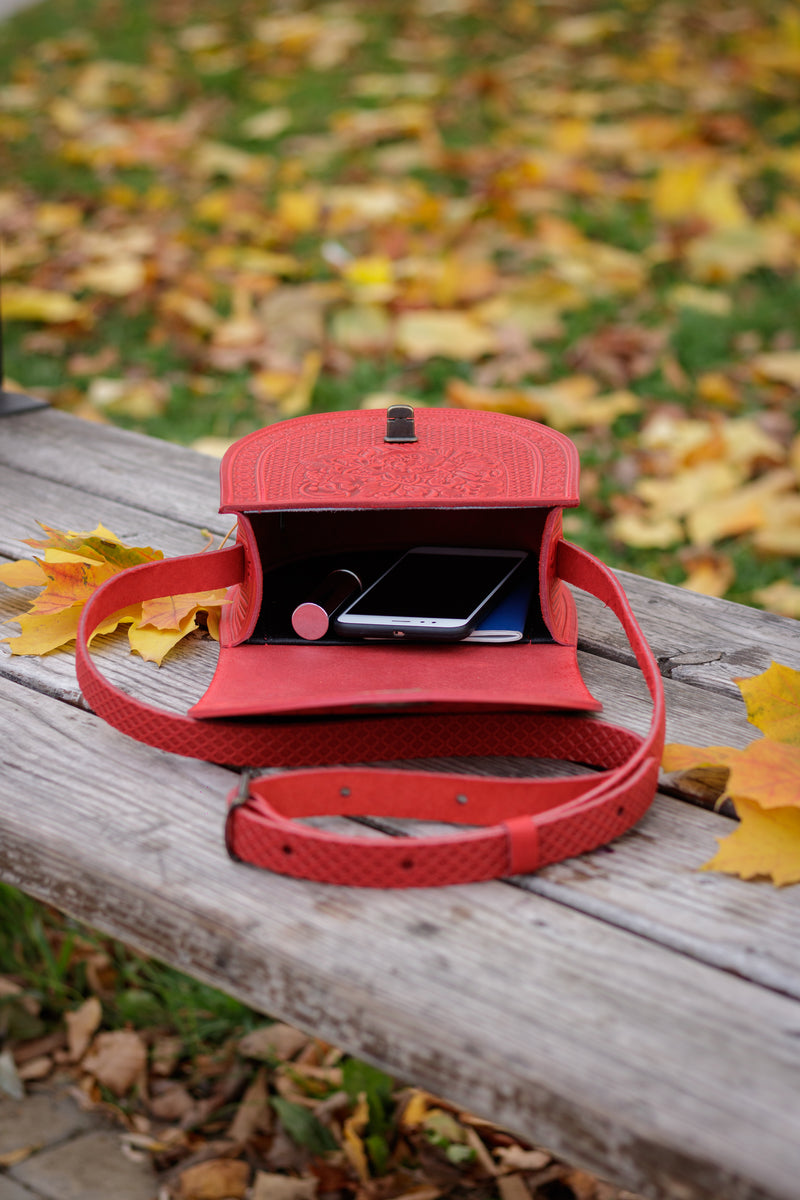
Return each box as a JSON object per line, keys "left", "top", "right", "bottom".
{"left": 333, "top": 547, "right": 528, "bottom": 641}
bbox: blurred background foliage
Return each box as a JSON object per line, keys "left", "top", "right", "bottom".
{"left": 1, "top": 0, "right": 799, "bottom": 609}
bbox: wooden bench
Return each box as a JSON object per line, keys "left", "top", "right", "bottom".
{"left": 2, "top": 405, "right": 800, "bottom": 1200}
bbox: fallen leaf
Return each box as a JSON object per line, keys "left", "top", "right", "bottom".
{"left": 448, "top": 375, "right": 638, "bottom": 430}
{"left": 1, "top": 284, "right": 92, "bottom": 325}
{"left": 686, "top": 469, "right": 796, "bottom": 545}
{"left": 342, "top": 1091, "right": 370, "bottom": 1182}
{"left": 4, "top": 603, "right": 86, "bottom": 656}
{"left": 725, "top": 738, "right": 800, "bottom": 808}
{"left": 635, "top": 462, "right": 741, "bottom": 520}
{"left": 651, "top": 161, "right": 748, "bottom": 228}
{"left": 87, "top": 376, "right": 168, "bottom": 419}
{"left": 148, "top": 1081, "right": 197, "bottom": 1122}
{"left": 0, "top": 522, "right": 225, "bottom": 660}
{"left": 751, "top": 493, "right": 800, "bottom": 554}
{"left": 65, "top": 995, "right": 102, "bottom": 1061}
{"left": 679, "top": 549, "right": 734, "bottom": 598}
{"left": 753, "top": 580, "right": 800, "bottom": 619}
{"left": 395, "top": 310, "right": 497, "bottom": 360}
{"left": 668, "top": 284, "right": 732, "bottom": 315}
{"left": 0, "top": 558, "right": 46, "bottom": 587}
{"left": 494, "top": 1146, "right": 551, "bottom": 1173}
{"left": 16, "top": 1056, "right": 52, "bottom": 1082}
{"left": 735, "top": 662, "right": 800, "bottom": 746}
{"left": 74, "top": 256, "right": 146, "bottom": 296}
{"left": 751, "top": 350, "right": 800, "bottom": 389}
{"left": 150, "top": 1034, "right": 183, "bottom": 1077}
{"left": 127, "top": 607, "right": 200, "bottom": 665}
{"left": 242, "top": 107, "right": 292, "bottom": 140}
{"left": 83, "top": 1029, "right": 147, "bottom": 1096}
{"left": 609, "top": 510, "right": 683, "bottom": 550}
{"left": 178, "top": 1157, "right": 250, "bottom": 1200}
{"left": 227, "top": 1068, "right": 272, "bottom": 1143}
{"left": 238, "top": 1023, "right": 310, "bottom": 1062}
{"left": 139, "top": 589, "right": 229, "bottom": 631}
{"left": 702, "top": 797, "right": 800, "bottom": 886}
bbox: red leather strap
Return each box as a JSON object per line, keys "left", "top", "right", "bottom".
{"left": 76, "top": 539, "right": 665, "bottom": 887}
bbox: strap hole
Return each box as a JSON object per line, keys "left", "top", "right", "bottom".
{"left": 282, "top": 844, "right": 293, "bottom": 855}
{"left": 401, "top": 858, "right": 414, "bottom": 870}
{"left": 617, "top": 806, "right": 625, "bottom": 817}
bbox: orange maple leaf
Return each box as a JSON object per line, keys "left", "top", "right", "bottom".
{"left": 663, "top": 660, "right": 800, "bottom": 884}
{"left": 29, "top": 559, "right": 117, "bottom": 615}
{"left": 138, "top": 589, "right": 230, "bottom": 632}
{"left": 726, "top": 739, "right": 800, "bottom": 809}
{"left": 0, "top": 522, "right": 226, "bottom": 663}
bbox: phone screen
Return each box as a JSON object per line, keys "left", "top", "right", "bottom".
{"left": 346, "top": 551, "right": 515, "bottom": 618}
{"left": 335, "top": 547, "right": 527, "bottom": 638}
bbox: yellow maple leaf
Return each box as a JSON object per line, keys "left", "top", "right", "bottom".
{"left": 664, "top": 663, "right": 800, "bottom": 884}
{"left": 0, "top": 559, "right": 46, "bottom": 588}
{"left": 1, "top": 522, "right": 226, "bottom": 661}
{"left": 702, "top": 798, "right": 800, "bottom": 887}
{"left": 735, "top": 662, "right": 800, "bottom": 746}
{"left": 128, "top": 609, "right": 200, "bottom": 666}
{"left": 6, "top": 604, "right": 87, "bottom": 656}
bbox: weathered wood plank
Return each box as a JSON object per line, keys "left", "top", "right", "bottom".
{"left": 2, "top": 675, "right": 799, "bottom": 1200}
{"left": 573, "top": 574, "right": 800, "bottom": 698}
{"left": 5, "top": 541, "right": 800, "bottom": 1001}
{"left": 5, "top": 407, "right": 798, "bottom": 704}
{"left": 4, "top": 590, "right": 800, "bottom": 999}
{"left": 0, "top": 408, "right": 222, "bottom": 528}
{"left": 0, "top": 462, "right": 224, "bottom": 561}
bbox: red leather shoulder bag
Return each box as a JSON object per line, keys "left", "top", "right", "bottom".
{"left": 76, "top": 406, "right": 665, "bottom": 887}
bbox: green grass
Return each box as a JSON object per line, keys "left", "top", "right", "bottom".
{"left": 0, "top": 882, "right": 259, "bottom": 1057}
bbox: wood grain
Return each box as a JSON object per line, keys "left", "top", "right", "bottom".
{"left": 2, "top": 675, "right": 800, "bottom": 1200}
{"left": 3, "top": 407, "right": 800, "bottom": 1200}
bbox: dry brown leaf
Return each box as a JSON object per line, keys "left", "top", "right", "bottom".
{"left": 227, "top": 1067, "right": 272, "bottom": 1144}
{"left": 178, "top": 1157, "right": 250, "bottom": 1200}
{"left": 148, "top": 1081, "right": 197, "bottom": 1122}
{"left": 150, "top": 1034, "right": 184, "bottom": 1077}
{"left": 494, "top": 1146, "right": 552, "bottom": 1174}
{"left": 238, "top": 1022, "right": 310, "bottom": 1062}
{"left": 83, "top": 1029, "right": 147, "bottom": 1096}
{"left": 65, "top": 995, "right": 102, "bottom": 1062}
{"left": 17, "top": 1055, "right": 53, "bottom": 1082}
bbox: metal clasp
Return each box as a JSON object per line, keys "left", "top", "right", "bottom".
{"left": 384, "top": 404, "right": 417, "bottom": 443}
